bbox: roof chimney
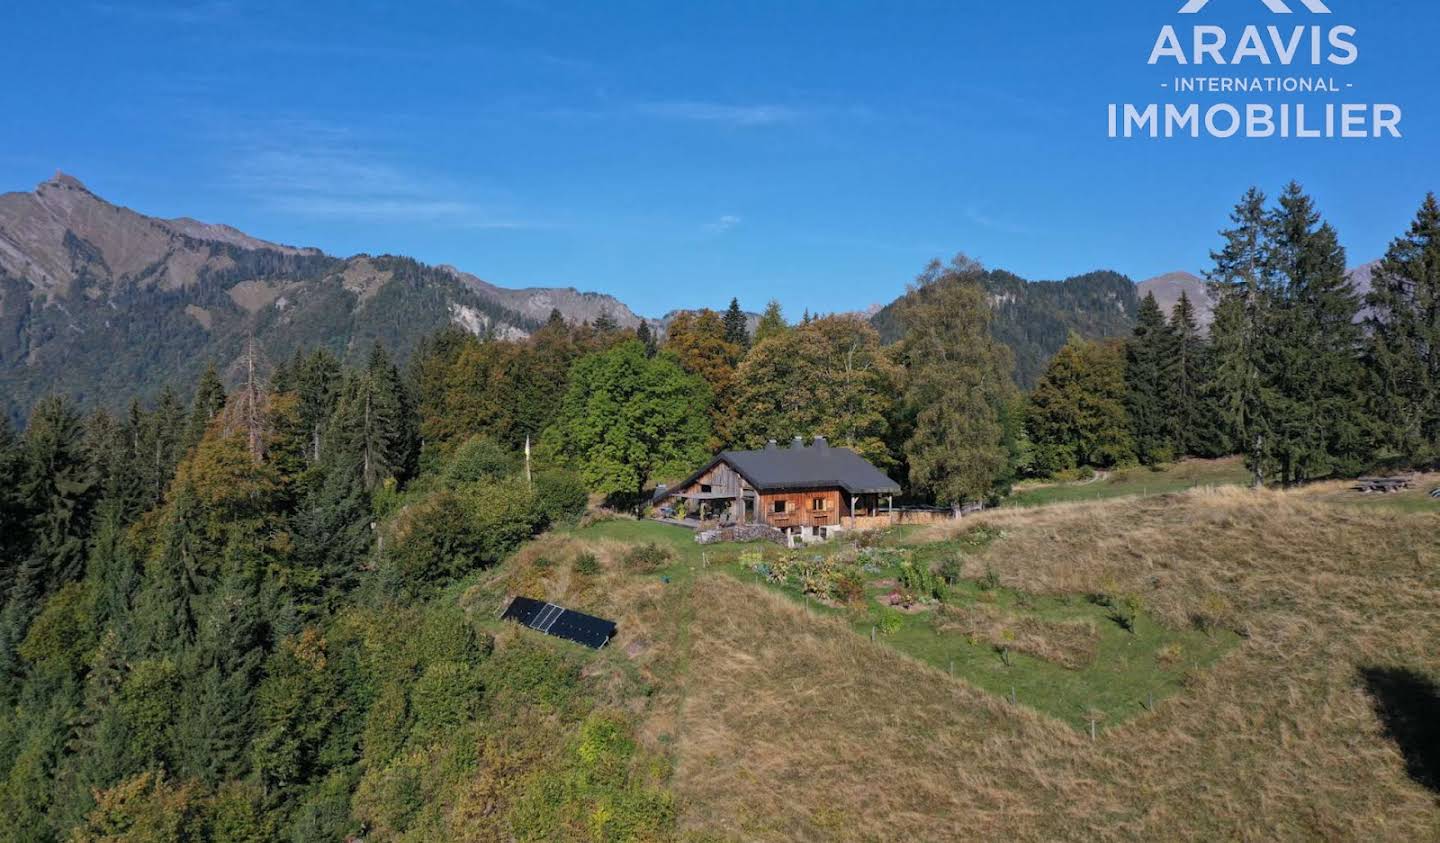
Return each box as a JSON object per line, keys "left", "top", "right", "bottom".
{"left": 791, "top": 436, "right": 805, "bottom": 450}
{"left": 765, "top": 439, "right": 778, "bottom": 451}
{"left": 814, "top": 436, "right": 828, "bottom": 450}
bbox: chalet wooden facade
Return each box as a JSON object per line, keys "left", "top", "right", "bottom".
{"left": 653, "top": 437, "right": 902, "bottom": 538}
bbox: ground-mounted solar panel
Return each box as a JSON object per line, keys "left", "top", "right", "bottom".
{"left": 500, "top": 596, "right": 617, "bottom": 650}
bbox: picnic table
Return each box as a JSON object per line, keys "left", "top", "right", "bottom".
{"left": 1353, "top": 476, "right": 1414, "bottom": 494}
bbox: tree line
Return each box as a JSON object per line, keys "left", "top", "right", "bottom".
{"left": 1026, "top": 185, "right": 1440, "bottom": 487}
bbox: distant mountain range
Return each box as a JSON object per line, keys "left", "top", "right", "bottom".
{"left": 0, "top": 173, "right": 1377, "bottom": 421}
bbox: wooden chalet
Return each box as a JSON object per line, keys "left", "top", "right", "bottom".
{"left": 653, "top": 436, "right": 902, "bottom": 539}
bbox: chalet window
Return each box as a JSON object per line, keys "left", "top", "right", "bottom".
{"left": 811, "top": 497, "right": 827, "bottom": 512}
{"left": 700, "top": 484, "right": 712, "bottom": 494}
{"left": 772, "top": 500, "right": 787, "bottom": 514}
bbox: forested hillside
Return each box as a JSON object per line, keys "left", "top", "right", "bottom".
{"left": 871, "top": 267, "right": 1140, "bottom": 387}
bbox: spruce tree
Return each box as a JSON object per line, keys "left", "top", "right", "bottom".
{"left": 185, "top": 363, "right": 227, "bottom": 450}
{"left": 1264, "top": 183, "right": 1366, "bottom": 483}
{"left": 1208, "top": 187, "right": 1274, "bottom": 486}
{"left": 753, "top": 300, "right": 787, "bottom": 345}
{"left": 723, "top": 297, "right": 750, "bottom": 349}
{"left": 1125, "top": 292, "right": 1179, "bottom": 464}
{"left": 636, "top": 320, "right": 657, "bottom": 357}
{"left": 1170, "top": 293, "right": 1228, "bottom": 457}
{"left": 1365, "top": 193, "right": 1440, "bottom": 463}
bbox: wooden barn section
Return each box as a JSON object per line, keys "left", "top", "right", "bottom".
{"left": 653, "top": 436, "right": 902, "bottom": 540}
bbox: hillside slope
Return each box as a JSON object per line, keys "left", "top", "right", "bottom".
{"left": 871, "top": 269, "right": 1140, "bottom": 388}
{"left": 0, "top": 175, "right": 628, "bottom": 422}
{"left": 621, "top": 489, "right": 1440, "bottom": 841}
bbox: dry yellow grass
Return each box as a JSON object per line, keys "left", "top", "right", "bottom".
{"left": 932, "top": 602, "right": 1099, "bottom": 670}
{"left": 646, "top": 487, "right": 1440, "bottom": 841}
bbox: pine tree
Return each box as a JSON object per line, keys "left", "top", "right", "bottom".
{"left": 0, "top": 416, "right": 30, "bottom": 596}
{"left": 753, "top": 300, "right": 788, "bottom": 345}
{"left": 331, "top": 344, "right": 414, "bottom": 491}
{"left": 185, "top": 363, "right": 227, "bottom": 450}
{"left": 136, "top": 387, "right": 186, "bottom": 509}
{"left": 1365, "top": 193, "right": 1440, "bottom": 463}
{"left": 1208, "top": 187, "right": 1274, "bottom": 486}
{"left": 1264, "top": 183, "right": 1366, "bottom": 484}
{"left": 723, "top": 298, "right": 750, "bottom": 349}
{"left": 593, "top": 309, "right": 619, "bottom": 334}
{"left": 291, "top": 455, "right": 372, "bottom": 614}
{"left": 1125, "top": 292, "right": 1180, "bottom": 464}
{"left": 175, "top": 560, "right": 267, "bottom": 785}
{"left": 1170, "top": 293, "right": 1228, "bottom": 457}
{"left": 636, "top": 321, "right": 657, "bottom": 358}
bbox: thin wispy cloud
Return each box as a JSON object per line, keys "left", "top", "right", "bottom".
{"left": 702, "top": 214, "right": 743, "bottom": 234}
{"left": 638, "top": 101, "right": 805, "bottom": 128}
{"left": 218, "top": 120, "right": 534, "bottom": 228}
{"left": 964, "top": 205, "right": 1032, "bottom": 236}
{"left": 91, "top": 0, "right": 239, "bottom": 25}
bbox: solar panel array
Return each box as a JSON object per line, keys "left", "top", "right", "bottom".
{"left": 500, "top": 596, "right": 617, "bottom": 650}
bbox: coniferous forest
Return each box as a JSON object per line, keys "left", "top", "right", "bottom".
{"left": 1, "top": 184, "right": 1439, "bottom": 840}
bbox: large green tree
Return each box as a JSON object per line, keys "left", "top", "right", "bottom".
{"left": 1365, "top": 193, "right": 1440, "bottom": 463}
{"left": 1208, "top": 187, "right": 1274, "bottom": 487}
{"left": 1125, "top": 292, "right": 1180, "bottom": 465}
{"left": 1027, "top": 336, "right": 1136, "bottom": 474}
{"left": 894, "top": 257, "right": 1019, "bottom": 507}
{"left": 1263, "top": 183, "right": 1367, "bottom": 484}
{"left": 726, "top": 316, "right": 901, "bottom": 465}
{"left": 546, "top": 340, "right": 712, "bottom": 504}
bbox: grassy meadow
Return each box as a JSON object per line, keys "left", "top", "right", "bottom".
{"left": 457, "top": 476, "right": 1440, "bottom": 841}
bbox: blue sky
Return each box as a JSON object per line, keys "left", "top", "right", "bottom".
{"left": 1, "top": 0, "right": 1435, "bottom": 318}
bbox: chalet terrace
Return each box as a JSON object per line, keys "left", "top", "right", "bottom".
{"left": 653, "top": 437, "right": 903, "bottom": 540}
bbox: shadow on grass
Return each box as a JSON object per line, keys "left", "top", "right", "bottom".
{"left": 1360, "top": 666, "right": 1440, "bottom": 793}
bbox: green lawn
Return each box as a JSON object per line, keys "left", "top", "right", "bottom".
{"left": 569, "top": 519, "right": 1237, "bottom": 732}
{"left": 1005, "top": 457, "right": 1252, "bottom": 509}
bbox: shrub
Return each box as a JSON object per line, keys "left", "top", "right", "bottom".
{"left": 573, "top": 552, "right": 600, "bottom": 576}
{"left": 898, "top": 560, "right": 945, "bottom": 602}
{"left": 385, "top": 478, "right": 544, "bottom": 591}
{"left": 872, "top": 606, "right": 904, "bottom": 636}
{"left": 482, "top": 634, "right": 582, "bottom": 711}
{"left": 621, "top": 542, "right": 672, "bottom": 573}
{"left": 441, "top": 436, "right": 519, "bottom": 485}
{"left": 1107, "top": 594, "right": 1141, "bottom": 634}
{"left": 937, "top": 557, "right": 964, "bottom": 586}
{"left": 978, "top": 565, "right": 1001, "bottom": 592}
{"left": 830, "top": 570, "right": 867, "bottom": 605}
{"left": 410, "top": 661, "right": 483, "bottom": 739}
{"left": 533, "top": 469, "right": 589, "bottom": 526}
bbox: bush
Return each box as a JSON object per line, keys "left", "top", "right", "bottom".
{"left": 573, "top": 552, "right": 600, "bottom": 576}
{"left": 410, "top": 661, "right": 483, "bottom": 739}
{"left": 621, "top": 543, "right": 672, "bottom": 573}
{"left": 871, "top": 606, "right": 904, "bottom": 635}
{"left": 938, "top": 557, "right": 964, "bottom": 586}
{"left": 830, "top": 570, "right": 867, "bottom": 605}
{"left": 482, "top": 634, "right": 582, "bottom": 711}
{"left": 385, "top": 478, "right": 543, "bottom": 590}
{"left": 1104, "top": 593, "right": 1141, "bottom": 633}
{"left": 978, "top": 565, "right": 1001, "bottom": 592}
{"left": 441, "top": 436, "right": 519, "bottom": 485}
{"left": 898, "top": 560, "right": 944, "bottom": 602}
{"left": 533, "top": 469, "right": 589, "bottom": 526}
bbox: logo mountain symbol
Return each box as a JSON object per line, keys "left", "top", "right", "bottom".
{"left": 1179, "top": 0, "right": 1331, "bottom": 12}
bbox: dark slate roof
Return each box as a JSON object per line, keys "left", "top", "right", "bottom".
{"left": 656, "top": 438, "right": 900, "bottom": 501}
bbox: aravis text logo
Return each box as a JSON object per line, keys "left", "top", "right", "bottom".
{"left": 1108, "top": 0, "right": 1402, "bottom": 140}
